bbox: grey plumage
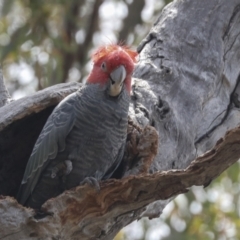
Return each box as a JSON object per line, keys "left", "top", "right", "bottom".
{"left": 17, "top": 83, "right": 130, "bottom": 208}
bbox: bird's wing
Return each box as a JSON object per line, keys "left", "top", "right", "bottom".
{"left": 17, "top": 92, "right": 77, "bottom": 205}
{"left": 102, "top": 142, "right": 125, "bottom": 180}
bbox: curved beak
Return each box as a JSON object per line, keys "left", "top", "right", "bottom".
{"left": 109, "top": 65, "right": 127, "bottom": 97}
{"left": 110, "top": 65, "right": 127, "bottom": 85}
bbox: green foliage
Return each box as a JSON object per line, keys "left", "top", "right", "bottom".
{"left": 0, "top": 0, "right": 166, "bottom": 97}
{"left": 0, "top": 0, "right": 88, "bottom": 90}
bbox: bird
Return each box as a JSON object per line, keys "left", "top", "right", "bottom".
{"left": 17, "top": 44, "right": 138, "bottom": 209}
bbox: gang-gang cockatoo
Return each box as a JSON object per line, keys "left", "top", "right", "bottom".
{"left": 17, "top": 44, "right": 138, "bottom": 208}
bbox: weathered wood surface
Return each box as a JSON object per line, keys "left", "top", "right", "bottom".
{"left": 1, "top": 0, "right": 240, "bottom": 239}
{"left": 0, "top": 68, "right": 12, "bottom": 107}
{"left": 131, "top": 0, "right": 240, "bottom": 217}
{"left": 0, "top": 82, "right": 82, "bottom": 131}
{"left": 1, "top": 124, "right": 240, "bottom": 239}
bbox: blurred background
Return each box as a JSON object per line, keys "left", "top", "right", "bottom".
{"left": 0, "top": 0, "right": 169, "bottom": 98}
{"left": 0, "top": 0, "right": 239, "bottom": 239}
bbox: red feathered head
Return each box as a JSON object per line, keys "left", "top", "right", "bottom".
{"left": 87, "top": 44, "right": 138, "bottom": 94}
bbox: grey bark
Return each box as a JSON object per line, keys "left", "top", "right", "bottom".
{"left": 1, "top": 129, "right": 239, "bottom": 239}
{"left": 0, "top": 82, "right": 82, "bottom": 131}
{"left": 0, "top": 67, "right": 12, "bottom": 107}
{"left": 130, "top": 0, "right": 240, "bottom": 218}
{"left": 1, "top": 0, "right": 240, "bottom": 239}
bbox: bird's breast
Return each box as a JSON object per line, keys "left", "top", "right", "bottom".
{"left": 62, "top": 86, "right": 130, "bottom": 188}
{"left": 66, "top": 86, "right": 129, "bottom": 160}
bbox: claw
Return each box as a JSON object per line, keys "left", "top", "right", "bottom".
{"left": 80, "top": 177, "right": 100, "bottom": 192}
{"left": 51, "top": 160, "right": 72, "bottom": 178}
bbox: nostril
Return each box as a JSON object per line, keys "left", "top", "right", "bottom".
{"left": 110, "top": 76, "right": 115, "bottom": 85}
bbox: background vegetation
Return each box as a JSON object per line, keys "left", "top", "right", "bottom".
{"left": 0, "top": 0, "right": 168, "bottom": 96}
{"left": 0, "top": 1, "right": 239, "bottom": 239}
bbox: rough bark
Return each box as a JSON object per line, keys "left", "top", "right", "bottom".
{"left": 131, "top": 0, "right": 240, "bottom": 217}
{"left": 1, "top": 125, "right": 240, "bottom": 239}
{"left": 0, "top": 67, "right": 12, "bottom": 107}
{"left": 1, "top": 0, "right": 240, "bottom": 239}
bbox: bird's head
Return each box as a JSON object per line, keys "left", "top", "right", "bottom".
{"left": 87, "top": 44, "right": 138, "bottom": 97}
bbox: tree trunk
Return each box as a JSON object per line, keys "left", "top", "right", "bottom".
{"left": 1, "top": 0, "right": 240, "bottom": 239}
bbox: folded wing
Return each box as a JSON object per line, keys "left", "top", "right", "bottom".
{"left": 17, "top": 93, "right": 77, "bottom": 205}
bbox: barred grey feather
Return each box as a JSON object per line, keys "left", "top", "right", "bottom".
{"left": 17, "top": 83, "right": 130, "bottom": 208}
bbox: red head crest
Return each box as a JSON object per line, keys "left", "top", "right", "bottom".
{"left": 87, "top": 44, "right": 138, "bottom": 94}
{"left": 92, "top": 44, "right": 138, "bottom": 64}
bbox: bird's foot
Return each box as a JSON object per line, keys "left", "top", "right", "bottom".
{"left": 80, "top": 177, "right": 100, "bottom": 192}
{"left": 51, "top": 160, "right": 72, "bottom": 178}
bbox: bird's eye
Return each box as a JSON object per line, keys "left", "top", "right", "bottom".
{"left": 101, "top": 62, "right": 107, "bottom": 71}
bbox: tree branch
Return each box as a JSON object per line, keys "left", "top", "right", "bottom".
{"left": 60, "top": 0, "right": 84, "bottom": 83}
{"left": 76, "top": 0, "right": 103, "bottom": 72}
{"left": 1, "top": 0, "right": 240, "bottom": 238}
{"left": 0, "top": 67, "right": 12, "bottom": 108}
{"left": 131, "top": 0, "right": 240, "bottom": 218}
{"left": 118, "top": 0, "right": 145, "bottom": 42}
{"left": 1, "top": 123, "right": 240, "bottom": 239}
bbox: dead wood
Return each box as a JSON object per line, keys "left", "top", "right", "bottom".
{"left": 1, "top": 0, "right": 240, "bottom": 239}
